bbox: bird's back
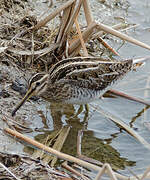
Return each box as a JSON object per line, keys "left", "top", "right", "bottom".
{"left": 49, "top": 57, "right": 133, "bottom": 90}
{"left": 46, "top": 57, "right": 133, "bottom": 104}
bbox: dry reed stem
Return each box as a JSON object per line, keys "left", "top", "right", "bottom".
{"left": 69, "top": 21, "right": 97, "bottom": 56}
{"left": 143, "top": 76, "right": 150, "bottom": 124}
{"left": 0, "top": 162, "right": 21, "bottom": 180}
{"left": 127, "top": 87, "right": 150, "bottom": 92}
{"left": 82, "top": 0, "right": 93, "bottom": 26}
{"left": 56, "top": 5, "right": 74, "bottom": 43}
{"left": 140, "top": 166, "right": 150, "bottom": 180}
{"left": 92, "top": 23, "right": 130, "bottom": 40}
{"left": 31, "top": 33, "right": 34, "bottom": 68}
{"left": 62, "top": 161, "right": 90, "bottom": 180}
{"left": 75, "top": 18, "right": 89, "bottom": 56}
{"left": 126, "top": 167, "right": 140, "bottom": 180}
{"left": 49, "top": 126, "right": 70, "bottom": 166}
{"left": 112, "top": 23, "right": 131, "bottom": 30}
{"left": 77, "top": 130, "right": 82, "bottom": 156}
{"left": 96, "top": 23, "right": 150, "bottom": 51}
{"left": 120, "top": 24, "right": 140, "bottom": 32}
{"left": 95, "top": 163, "right": 118, "bottom": 180}
{"left": 4, "top": 127, "right": 130, "bottom": 180}
{"left": 64, "top": 0, "right": 83, "bottom": 33}
{"left": 7, "top": 44, "right": 59, "bottom": 56}
{"left": 32, "top": 130, "right": 60, "bottom": 159}
{"left": 28, "top": 1, "right": 150, "bottom": 59}
{"left": 33, "top": 0, "right": 76, "bottom": 31}
{"left": 109, "top": 89, "right": 150, "bottom": 106}
{"left": 11, "top": 1, "right": 150, "bottom": 60}
{"left": 97, "top": 37, "right": 120, "bottom": 56}
{"left": 4, "top": 127, "right": 102, "bottom": 170}
{"left": 77, "top": 130, "right": 103, "bottom": 166}
{"left": 69, "top": 17, "right": 149, "bottom": 57}
{"left": 78, "top": 154, "right": 103, "bottom": 166}
{"left": 90, "top": 105, "right": 150, "bottom": 151}
{"left": 3, "top": 115, "right": 32, "bottom": 133}
{"left": 120, "top": 168, "right": 150, "bottom": 180}
{"left": 59, "top": 0, "right": 83, "bottom": 49}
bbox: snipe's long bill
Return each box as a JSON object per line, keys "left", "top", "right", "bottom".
{"left": 11, "top": 56, "right": 147, "bottom": 116}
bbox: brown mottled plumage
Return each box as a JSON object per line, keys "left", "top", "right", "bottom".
{"left": 12, "top": 56, "right": 141, "bottom": 116}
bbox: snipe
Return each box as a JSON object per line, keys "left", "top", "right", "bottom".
{"left": 12, "top": 56, "right": 145, "bottom": 116}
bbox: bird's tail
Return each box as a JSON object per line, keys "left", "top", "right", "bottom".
{"left": 132, "top": 56, "right": 150, "bottom": 69}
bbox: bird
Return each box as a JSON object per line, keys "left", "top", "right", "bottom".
{"left": 11, "top": 56, "right": 146, "bottom": 117}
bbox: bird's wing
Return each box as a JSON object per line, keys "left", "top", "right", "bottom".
{"left": 49, "top": 57, "right": 132, "bottom": 90}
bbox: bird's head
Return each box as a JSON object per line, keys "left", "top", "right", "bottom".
{"left": 12, "top": 73, "right": 49, "bottom": 117}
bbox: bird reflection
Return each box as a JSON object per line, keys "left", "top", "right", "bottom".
{"left": 25, "top": 102, "right": 136, "bottom": 170}
{"left": 49, "top": 103, "right": 89, "bottom": 130}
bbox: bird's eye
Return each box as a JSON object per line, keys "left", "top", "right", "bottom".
{"left": 36, "top": 82, "right": 40, "bottom": 86}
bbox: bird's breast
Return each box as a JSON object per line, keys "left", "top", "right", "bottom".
{"left": 64, "top": 87, "right": 104, "bottom": 104}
